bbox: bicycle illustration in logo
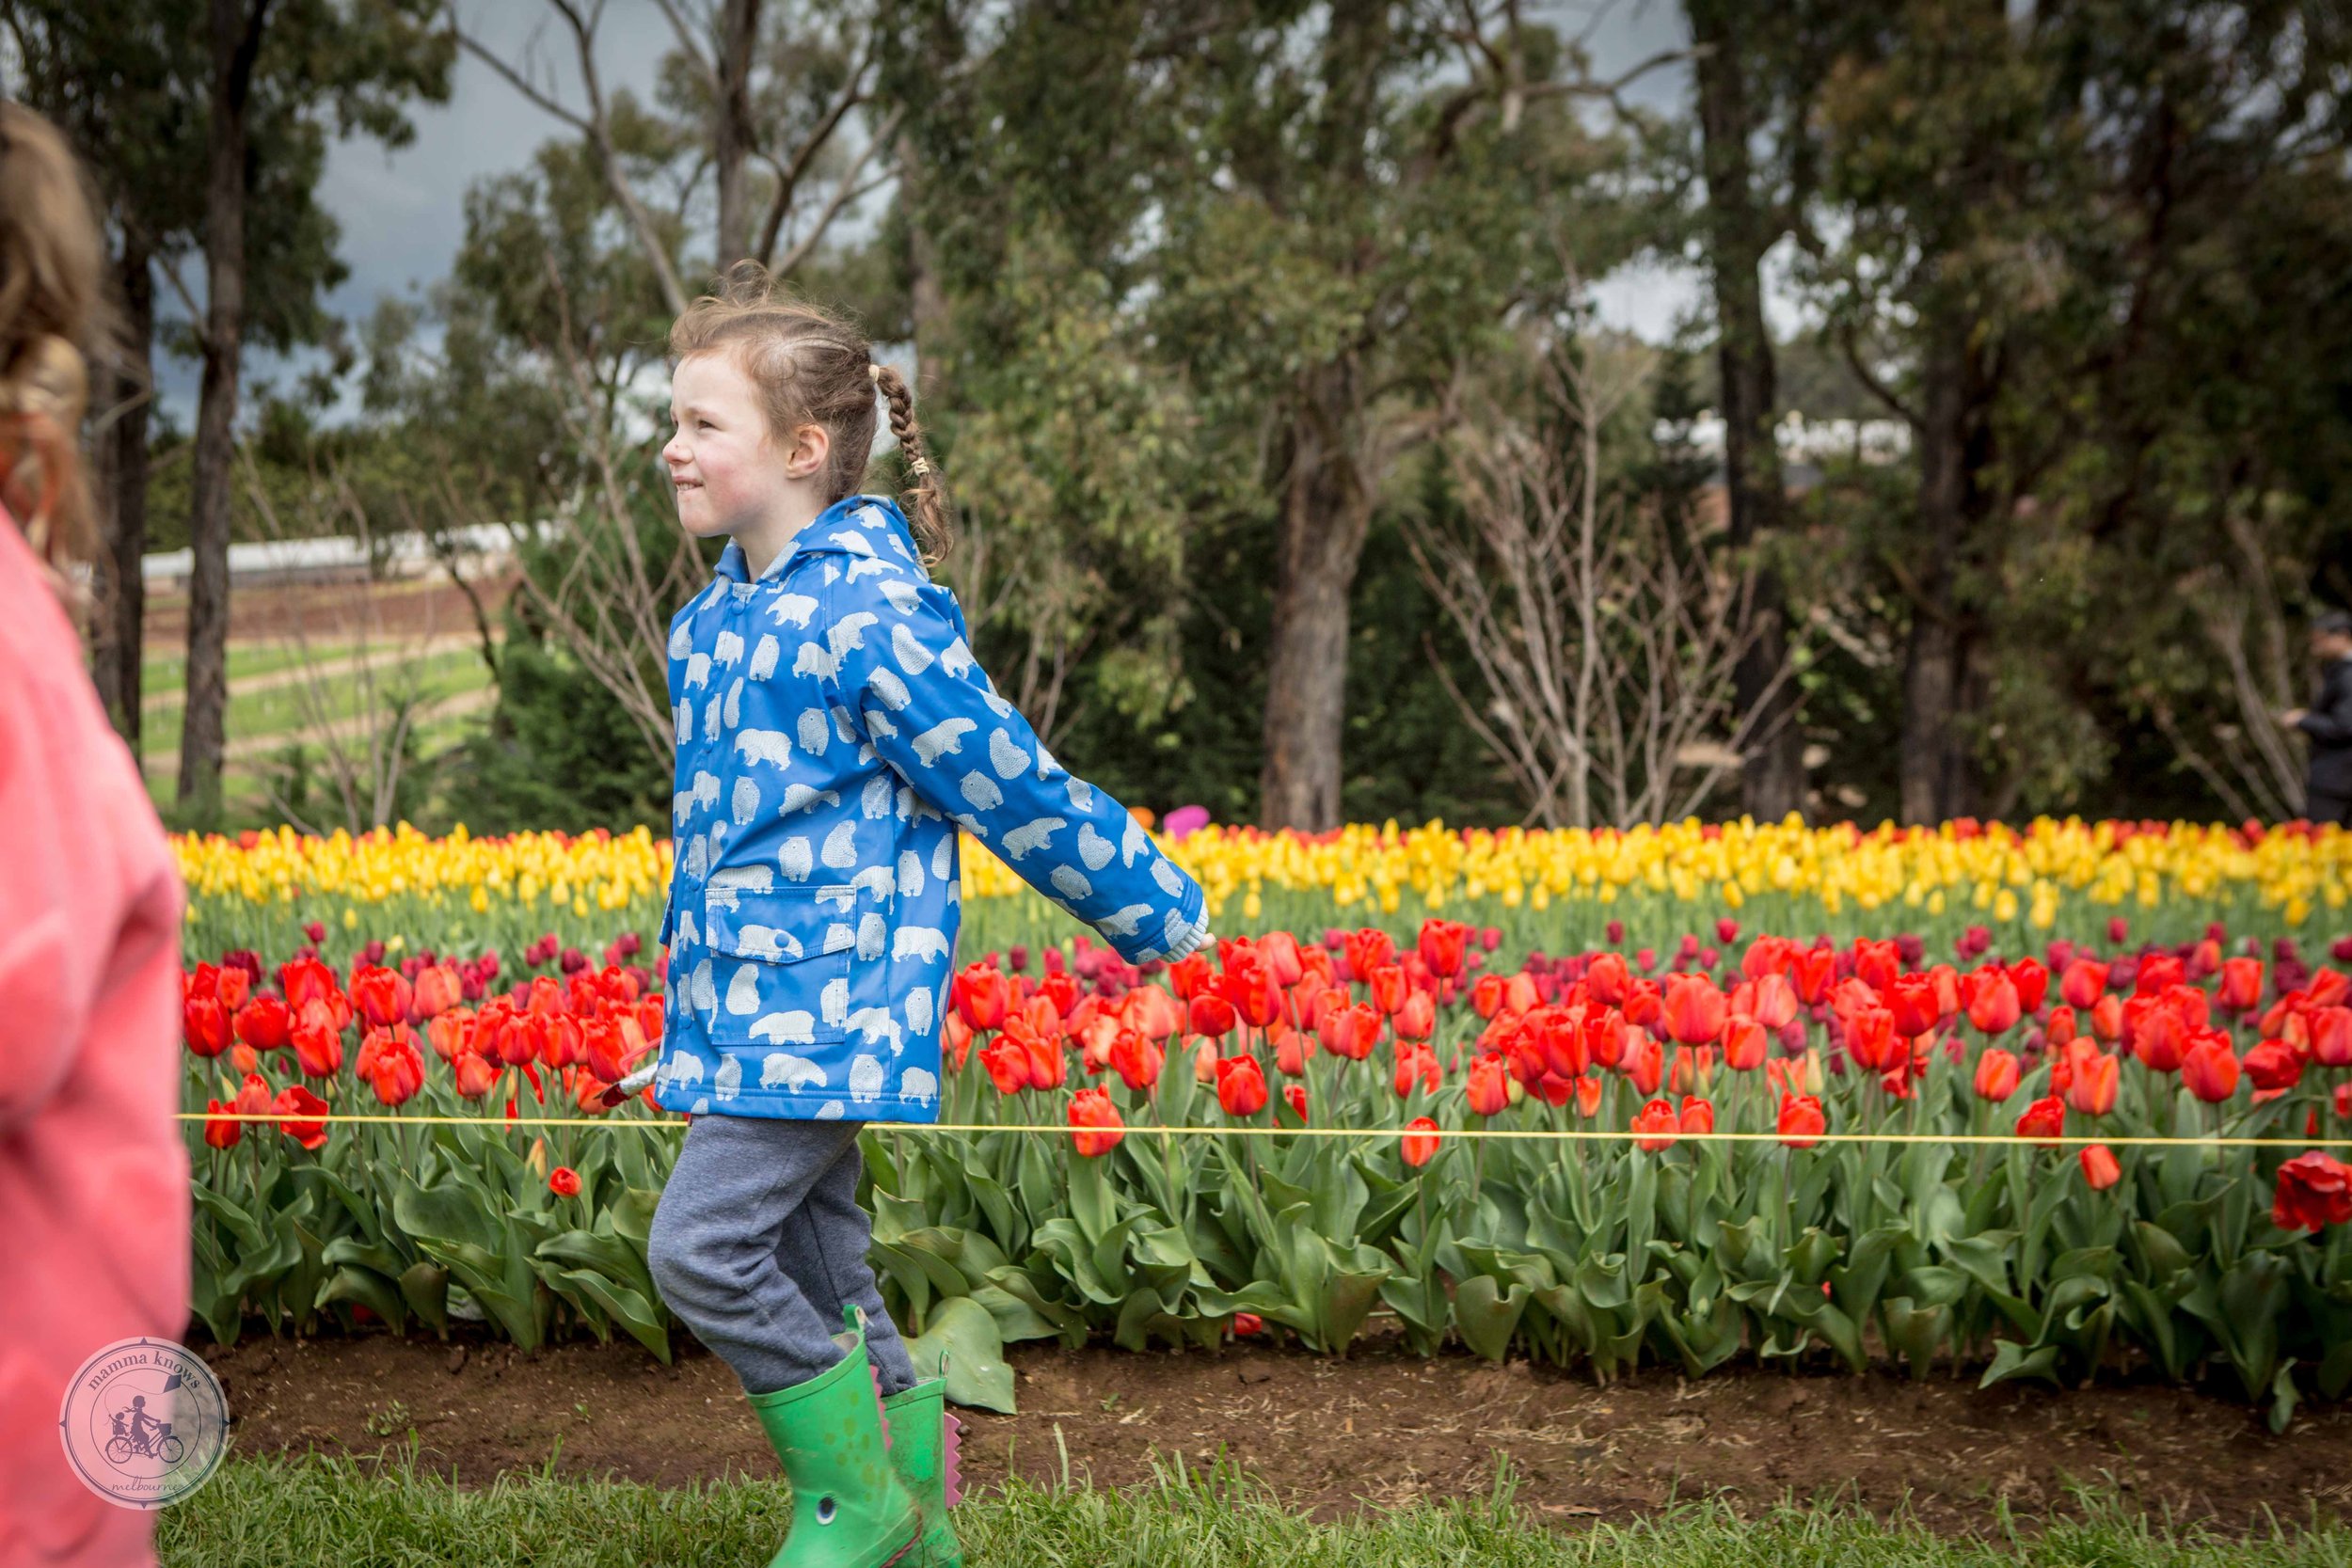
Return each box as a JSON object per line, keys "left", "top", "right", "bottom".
{"left": 104, "top": 1394, "right": 185, "bottom": 1467}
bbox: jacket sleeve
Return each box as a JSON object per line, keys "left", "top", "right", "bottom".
{"left": 2297, "top": 663, "right": 2352, "bottom": 746}
{"left": 818, "top": 569, "right": 1212, "bottom": 966}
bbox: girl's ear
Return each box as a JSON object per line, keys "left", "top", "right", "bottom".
{"left": 787, "top": 421, "right": 831, "bottom": 481}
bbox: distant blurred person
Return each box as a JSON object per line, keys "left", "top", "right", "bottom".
{"left": 0, "top": 103, "right": 192, "bottom": 1567}
{"left": 2282, "top": 609, "right": 2352, "bottom": 827}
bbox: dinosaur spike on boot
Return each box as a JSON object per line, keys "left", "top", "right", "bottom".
{"left": 863, "top": 1313, "right": 965, "bottom": 1567}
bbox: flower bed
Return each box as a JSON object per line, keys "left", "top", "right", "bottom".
{"left": 182, "top": 883, "right": 2352, "bottom": 1425}
{"left": 171, "top": 816, "right": 2352, "bottom": 964}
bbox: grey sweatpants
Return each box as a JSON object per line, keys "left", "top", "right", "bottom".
{"left": 644, "top": 1114, "right": 918, "bottom": 1399}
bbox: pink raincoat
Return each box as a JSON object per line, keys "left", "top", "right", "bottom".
{"left": 0, "top": 509, "right": 190, "bottom": 1567}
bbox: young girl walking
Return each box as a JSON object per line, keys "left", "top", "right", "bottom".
{"left": 639, "top": 263, "right": 1214, "bottom": 1568}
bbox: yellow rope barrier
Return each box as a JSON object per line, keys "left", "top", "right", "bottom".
{"left": 169, "top": 1111, "right": 2352, "bottom": 1148}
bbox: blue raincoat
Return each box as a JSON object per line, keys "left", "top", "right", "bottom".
{"left": 649, "top": 494, "right": 1211, "bottom": 1121}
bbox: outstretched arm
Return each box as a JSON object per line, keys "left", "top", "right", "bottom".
{"left": 821, "top": 570, "right": 1211, "bottom": 965}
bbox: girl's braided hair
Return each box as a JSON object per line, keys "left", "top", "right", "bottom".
{"left": 668, "top": 260, "right": 953, "bottom": 568}
{"left": 0, "top": 103, "right": 103, "bottom": 610}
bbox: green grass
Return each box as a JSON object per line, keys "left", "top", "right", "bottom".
{"left": 140, "top": 645, "right": 491, "bottom": 741}
{"left": 143, "top": 641, "right": 355, "bottom": 696}
{"left": 153, "top": 1449, "right": 2352, "bottom": 1567}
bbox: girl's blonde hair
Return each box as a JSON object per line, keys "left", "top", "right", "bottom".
{"left": 0, "top": 103, "right": 103, "bottom": 608}
{"left": 668, "top": 261, "right": 953, "bottom": 568}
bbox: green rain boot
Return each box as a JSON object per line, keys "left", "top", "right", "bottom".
{"left": 878, "top": 1366, "right": 964, "bottom": 1567}
{"left": 745, "top": 1312, "right": 922, "bottom": 1568}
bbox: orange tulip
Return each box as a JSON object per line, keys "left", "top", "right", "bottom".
{"left": 1068, "top": 1087, "right": 1125, "bottom": 1157}
{"left": 1972, "top": 1048, "right": 2020, "bottom": 1102}
{"left": 1466, "top": 1054, "right": 1511, "bottom": 1117}
{"left": 1631, "top": 1097, "right": 1680, "bottom": 1152}
{"left": 2065, "top": 1052, "right": 2119, "bottom": 1117}
{"left": 1662, "top": 975, "right": 1727, "bottom": 1046}
{"left": 1401, "top": 1116, "right": 1441, "bottom": 1168}
{"left": 2181, "top": 1032, "right": 2241, "bottom": 1104}
{"left": 1777, "top": 1092, "right": 1825, "bottom": 1149}
{"left": 2079, "top": 1144, "right": 2122, "bottom": 1191}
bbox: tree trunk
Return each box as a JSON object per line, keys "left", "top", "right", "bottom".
{"left": 92, "top": 235, "right": 155, "bottom": 746}
{"left": 1899, "top": 319, "right": 1988, "bottom": 824}
{"left": 1692, "top": 0, "right": 1805, "bottom": 822}
{"left": 712, "top": 0, "right": 762, "bottom": 267}
{"left": 178, "top": 0, "right": 270, "bottom": 820}
{"left": 898, "top": 130, "right": 954, "bottom": 407}
{"left": 1259, "top": 368, "right": 1373, "bottom": 832}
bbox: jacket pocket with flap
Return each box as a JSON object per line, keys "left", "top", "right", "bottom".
{"left": 700, "top": 871, "right": 857, "bottom": 1049}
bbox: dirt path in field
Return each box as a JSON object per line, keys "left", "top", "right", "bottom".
{"left": 140, "top": 684, "right": 500, "bottom": 777}
{"left": 140, "top": 635, "right": 487, "bottom": 712}
{"left": 197, "top": 1325, "right": 2352, "bottom": 1533}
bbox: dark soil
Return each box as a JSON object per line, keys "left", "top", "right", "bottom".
{"left": 196, "top": 1323, "right": 2352, "bottom": 1531}
{"left": 144, "top": 574, "right": 515, "bottom": 646}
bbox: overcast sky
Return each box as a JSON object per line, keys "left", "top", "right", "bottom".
{"left": 180, "top": 0, "right": 1741, "bottom": 427}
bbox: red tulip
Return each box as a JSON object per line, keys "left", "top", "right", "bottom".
{"left": 291, "top": 1018, "right": 344, "bottom": 1079}
{"left": 411, "top": 963, "right": 465, "bottom": 1022}
{"left": 2015, "top": 1095, "right": 2066, "bottom": 1145}
{"left": 2244, "top": 1037, "right": 2304, "bottom": 1093}
{"left": 1965, "top": 972, "right": 2021, "bottom": 1035}
{"left": 1259, "top": 930, "right": 1307, "bottom": 987}
{"left": 349, "top": 964, "right": 413, "bottom": 1030}
{"left": 1722, "top": 1016, "right": 1769, "bottom": 1072}
{"left": 1466, "top": 1054, "right": 1511, "bottom": 1117}
{"left": 272, "top": 1085, "right": 330, "bottom": 1150}
{"left": 2090, "top": 993, "right": 2124, "bottom": 1043}
{"left": 1393, "top": 989, "right": 1437, "bottom": 1043}
{"left": 548, "top": 1165, "right": 582, "bottom": 1198}
{"left": 2059, "top": 958, "right": 2110, "bottom": 1010}
{"left": 2010, "top": 958, "right": 2049, "bottom": 1013}
{"left": 1746, "top": 974, "right": 1800, "bottom": 1031}
{"left": 357, "top": 1023, "right": 425, "bottom": 1107}
{"left": 1367, "top": 963, "right": 1410, "bottom": 1018}
{"left": 1853, "top": 940, "right": 1900, "bottom": 993}
{"left": 1678, "top": 1095, "right": 1715, "bottom": 1136}
{"left": 2127, "top": 998, "right": 2189, "bottom": 1073}
{"left": 979, "top": 1036, "right": 1031, "bottom": 1096}
{"left": 1220, "top": 954, "right": 1284, "bottom": 1029}
{"left": 1068, "top": 1087, "right": 1125, "bottom": 1157}
{"left": 2275, "top": 1150, "right": 2352, "bottom": 1232}
{"left": 184, "top": 996, "right": 230, "bottom": 1057}
{"left": 1283, "top": 1084, "right": 1309, "bottom": 1121}
{"left": 2217, "top": 957, "right": 2265, "bottom": 1013}
{"left": 2181, "top": 1032, "right": 2241, "bottom": 1103}
{"left": 950, "top": 962, "right": 1010, "bottom": 1032}
{"left": 1418, "top": 919, "right": 1470, "bottom": 980}
{"left": 1845, "top": 1008, "right": 1903, "bottom": 1072}
{"left": 1401, "top": 1116, "right": 1441, "bottom": 1168}
{"left": 1630, "top": 1097, "right": 1680, "bottom": 1152}
{"left": 1109, "top": 1029, "right": 1165, "bottom": 1094}
{"left": 1625, "top": 1036, "right": 1664, "bottom": 1097}
{"left": 1973, "top": 1049, "right": 2020, "bottom": 1102}
{"left": 1188, "top": 992, "right": 1238, "bottom": 1039}
{"left": 1886, "top": 974, "right": 1940, "bottom": 1039}
{"left": 278, "top": 956, "right": 341, "bottom": 1017}
{"left": 1662, "top": 975, "right": 1727, "bottom": 1046}
{"left": 453, "top": 1051, "right": 501, "bottom": 1100}
{"left": 2079, "top": 1144, "right": 2122, "bottom": 1191}
{"left": 200, "top": 1098, "right": 242, "bottom": 1149}
{"left": 2044, "top": 1005, "right": 2078, "bottom": 1050}
{"left": 1586, "top": 953, "right": 1632, "bottom": 1006}
{"left": 1343, "top": 928, "right": 1398, "bottom": 987}
{"left": 2312, "top": 1006, "right": 2352, "bottom": 1069}
{"left": 215, "top": 963, "right": 252, "bottom": 1012}
{"left": 2066, "top": 1052, "right": 2119, "bottom": 1117}
{"left": 2136, "top": 954, "right": 2185, "bottom": 996}
{"left": 1777, "top": 1092, "right": 1826, "bottom": 1149}
{"left": 1470, "top": 974, "right": 1509, "bottom": 1021}
{"left": 233, "top": 995, "right": 294, "bottom": 1054}
{"left": 1216, "top": 1053, "right": 1268, "bottom": 1117}
{"left": 1394, "top": 1044, "right": 1440, "bottom": 1099}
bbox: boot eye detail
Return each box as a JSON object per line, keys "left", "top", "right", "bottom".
{"left": 815, "top": 1496, "right": 837, "bottom": 1525}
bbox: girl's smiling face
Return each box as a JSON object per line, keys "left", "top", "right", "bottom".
{"left": 663, "top": 351, "right": 798, "bottom": 543}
